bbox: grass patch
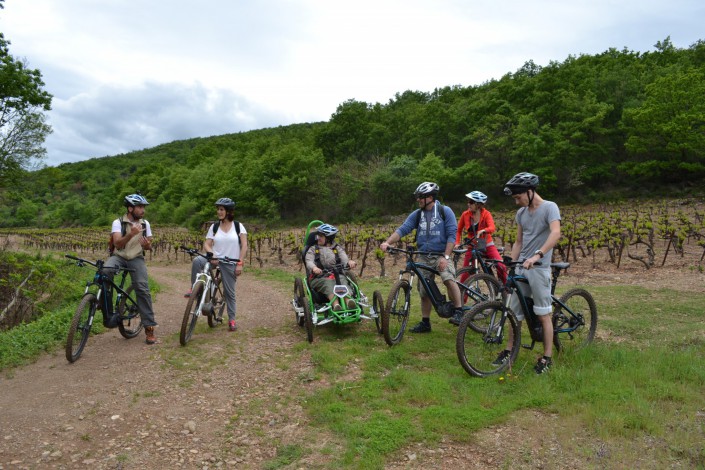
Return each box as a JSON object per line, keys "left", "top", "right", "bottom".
{"left": 290, "top": 279, "right": 705, "bottom": 468}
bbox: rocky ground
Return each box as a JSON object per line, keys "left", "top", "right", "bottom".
{"left": 0, "top": 246, "right": 703, "bottom": 469}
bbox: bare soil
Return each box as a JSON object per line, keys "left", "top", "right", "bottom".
{"left": 0, "top": 245, "right": 703, "bottom": 469}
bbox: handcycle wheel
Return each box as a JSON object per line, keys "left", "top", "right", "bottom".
{"left": 303, "top": 297, "right": 314, "bottom": 343}
{"left": 456, "top": 300, "right": 521, "bottom": 378}
{"left": 180, "top": 282, "right": 204, "bottom": 346}
{"left": 372, "top": 290, "right": 384, "bottom": 334}
{"left": 460, "top": 273, "right": 503, "bottom": 332}
{"left": 208, "top": 275, "right": 225, "bottom": 328}
{"left": 459, "top": 272, "right": 501, "bottom": 310}
{"left": 552, "top": 288, "right": 597, "bottom": 355}
{"left": 382, "top": 280, "right": 410, "bottom": 346}
{"left": 66, "top": 293, "right": 97, "bottom": 363}
{"left": 117, "top": 284, "right": 143, "bottom": 339}
{"left": 293, "top": 277, "right": 306, "bottom": 327}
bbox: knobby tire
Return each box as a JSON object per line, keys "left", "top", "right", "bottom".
{"left": 180, "top": 282, "right": 204, "bottom": 346}
{"left": 382, "top": 280, "right": 411, "bottom": 346}
{"left": 66, "top": 293, "right": 97, "bottom": 363}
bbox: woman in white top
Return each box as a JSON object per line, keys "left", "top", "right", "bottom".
{"left": 190, "top": 197, "right": 248, "bottom": 331}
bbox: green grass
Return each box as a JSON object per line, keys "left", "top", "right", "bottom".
{"left": 266, "top": 270, "right": 705, "bottom": 469}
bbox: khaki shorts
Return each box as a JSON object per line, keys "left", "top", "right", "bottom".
{"left": 416, "top": 254, "right": 456, "bottom": 298}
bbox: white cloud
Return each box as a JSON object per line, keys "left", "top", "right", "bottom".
{"left": 1, "top": 0, "right": 703, "bottom": 166}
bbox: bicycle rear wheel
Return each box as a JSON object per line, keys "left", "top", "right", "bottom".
{"left": 117, "top": 284, "right": 143, "bottom": 339}
{"left": 553, "top": 288, "right": 597, "bottom": 355}
{"left": 180, "top": 282, "right": 204, "bottom": 346}
{"left": 456, "top": 301, "right": 520, "bottom": 378}
{"left": 303, "top": 298, "right": 314, "bottom": 343}
{"left": 382, "top": 280, "right": 411, "bottom": 346}
{"left": 208, "top": 276, "right": 226, "bottom": 328}
{"left": 66, "top": 293, "right": 97, "bottom": 363}
{"left": 293, "top": 277, "right": 306, "bottom": 327}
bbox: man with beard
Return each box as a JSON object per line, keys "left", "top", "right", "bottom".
{"left": 106, "top": 193, "right": 158, "bottom": 344}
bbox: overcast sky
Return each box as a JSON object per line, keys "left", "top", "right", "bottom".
{"left": 2, "top": 0, "right": 703, "bottom": 167}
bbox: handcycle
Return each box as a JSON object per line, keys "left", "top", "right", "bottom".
{"left": 180, "top": 246, "right": 237, "bottom": 345}
{"left": 380, "top": 246, "right": 503, "bottom": 346}
{"left": 64, "top": 254, "right": 143, "bottom": 363}
{"left": 453, "top": 235, "right": 506, "bottom": 283}
{"left": 456, "top": 257, "right": 598, "bottom": 377}
{"left": 291, "top": 220, "right": 383, "bottom": 343}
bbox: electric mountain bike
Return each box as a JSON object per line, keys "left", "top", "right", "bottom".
{"left": 65, "top": 255, "right": 142, "bottom": 362}
{"left": 456, "top": 258, "right": 598, "bottom": 377}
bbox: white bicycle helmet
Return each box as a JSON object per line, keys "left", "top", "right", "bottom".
{"left": 504, "top": 172, "right": 539, "bottom": 195}
{"left": 466, "top": 191, "right": 488, "bottom": 204}
{"left": 214, "top": 197, "right": 235, "bottom": 209}
{"left": 316, "top": 224, "right": 339, "bottom": 237}
{"left": 124, "top": 193, "right": 149, "bottom": 207}
{"left": 414, "top": 182, "right": 440, "bottom": 198}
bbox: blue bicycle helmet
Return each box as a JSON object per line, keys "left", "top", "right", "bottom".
{"left": 316, "top": 224, "right": 339, "bottom": 237}
{"left": 124, "top": 193, "right": 149, "bottom": 207}
{"left": 466, "top": 191, "right": 488, "bottom": 204}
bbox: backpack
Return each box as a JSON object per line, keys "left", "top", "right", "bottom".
{"left": 108, "top": 216, "right": 147, "bottom": 256}
{"left": 211, "top": 220, "right": 242, "bottom": 248}
{"left": 413, "top": 202, "right": 447, "bottom": 245}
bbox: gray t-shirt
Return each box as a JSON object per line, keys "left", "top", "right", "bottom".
{"left": 515, "top": 201, "right": 561, "bottom": 269}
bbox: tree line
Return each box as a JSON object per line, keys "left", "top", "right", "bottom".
{"left": 1, "top": 37, "right": 704, "bottom": 230}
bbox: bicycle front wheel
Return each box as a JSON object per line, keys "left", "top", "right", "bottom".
{"left": 372, "top": 290, "right": 384, "bottom": 334}
{"left": 66, "top": 293, "right": 97, "bottom": 363}
{"left": 180, "top": 282, "right": 204, "bottom": 346}
{"left": 117, "top": 284, "right": 143, "bottom": 339}
{"left": 459, "top": 273, "right": 502, "bottom": 328}
{"left": 553, "top": 288, "right": 597, "bottom": 355}
{"left": 208, "top": 276, "right": 225, "bottom": 328}
{"left": 382, "top": 280, "right": 411, "bottom": 346}
{"left": 456, "top": 301, "right": 520, "bottom": 378}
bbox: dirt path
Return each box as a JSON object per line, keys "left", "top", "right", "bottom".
{"left": 0, "top": 262, "right": 321, "bottom": 469}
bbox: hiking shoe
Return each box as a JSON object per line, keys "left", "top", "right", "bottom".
{"left": 534, "top": 356, "right": 553, "bottom": 374}
{"left": 346, "top": 298, "right": 357, "bottom": 309}
{"left": 184, "top": 290, "right": 192, "bottom": 298}
{"left": 492, "top": 349, "right": 511, "bottom": 366}
{"left": 448, "top": 309, "right": 464, "bottom": 326}
{"left": 145, "top": 326, "right": 157, "bottom": 345}
{"left": 410, "top": 321, "right": 431, "bottom": 333}
{"left": 228, "top": 320, "right": 238, "bottom": 331}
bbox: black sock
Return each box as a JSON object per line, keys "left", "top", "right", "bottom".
{"left": 422, "top": 318, "right": 430, "bottom": 325}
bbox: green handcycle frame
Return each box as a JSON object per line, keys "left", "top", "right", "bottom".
{"left": 292, "top": 220, "right": 383, "bottom": 343}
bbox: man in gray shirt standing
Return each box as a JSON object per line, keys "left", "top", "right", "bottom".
{"left": 497, "top": 172, "right": 561, "bottom": 374}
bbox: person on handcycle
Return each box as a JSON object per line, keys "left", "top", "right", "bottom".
{"left": 500, "top": 172, "right": 561, "bottom": 374}
{"left": 380, "top": 182, "right": 462, "bottom": 332}
{"left": 304, "top": 224, "right": 357, "bottom": 311}
{"left": 454, "top": 190, "right": 507, "bottom": 285}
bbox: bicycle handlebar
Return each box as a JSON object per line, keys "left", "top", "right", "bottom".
{"left": 180, "top": 246, "right": 240, "bottom": 264}
{"left": 65, "top": 254, "right": 135, "bottom": 273}
{"left": 385, "top": 246, "right": 445, "bottom": 258}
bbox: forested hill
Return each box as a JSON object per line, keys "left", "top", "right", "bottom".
{"left": 2, "top": 37, "right": 704, "bottom": 230}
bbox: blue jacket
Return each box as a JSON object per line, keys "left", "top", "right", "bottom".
{"left": 395, "top": 202, "right": 457, "bottom": 253}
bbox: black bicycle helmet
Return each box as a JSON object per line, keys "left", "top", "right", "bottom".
{"left": 414, "top": 182, "right": 440, "bottom": 198}
{"left": 503, "top": 172, "right": 539, "bottom": 195}
{"left": 214, "top": 197, "right": 236, "bottom": 210}
{"left": 124, "top": 193, "right": 149, "bottom": 207}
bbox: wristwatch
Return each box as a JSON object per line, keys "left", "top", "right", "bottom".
{"left": 534, "top": 249, "right": 544, "bottom": 258}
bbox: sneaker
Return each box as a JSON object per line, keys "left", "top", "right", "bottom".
{"left": 448, "top": 309, "right": 464, "bottom": 326}
{"left": 145, "top": 326, "right": 157, "bottom": 345}
{"left": 534, "top": 356, "right": 553, "bottom": 374}
{"left": 410, "top": 321, "right": 432, "bottom": 333}
{"left": 346, "top": 298, "right": 357, "bottom": 309}
{"left": 228, "top": 320, "right": 238, "bottom": 331}
{"left": 184, "top": 290, "right": 192, "bottom": 298}
{"left": 492, "top": 349, "right": 511, "bottom": 366}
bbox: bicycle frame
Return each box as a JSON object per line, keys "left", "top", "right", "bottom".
{"left": 390, "top": 247, "right": 489, "bottom": 316}
{"left": 68, "top": 255, "right": 137, "bottom": 320}
{"left": 454, "top": 237, "right": 504, "bottom": 276}
{"left": 304, "top": 267, "right": 370, "bottom": 326}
